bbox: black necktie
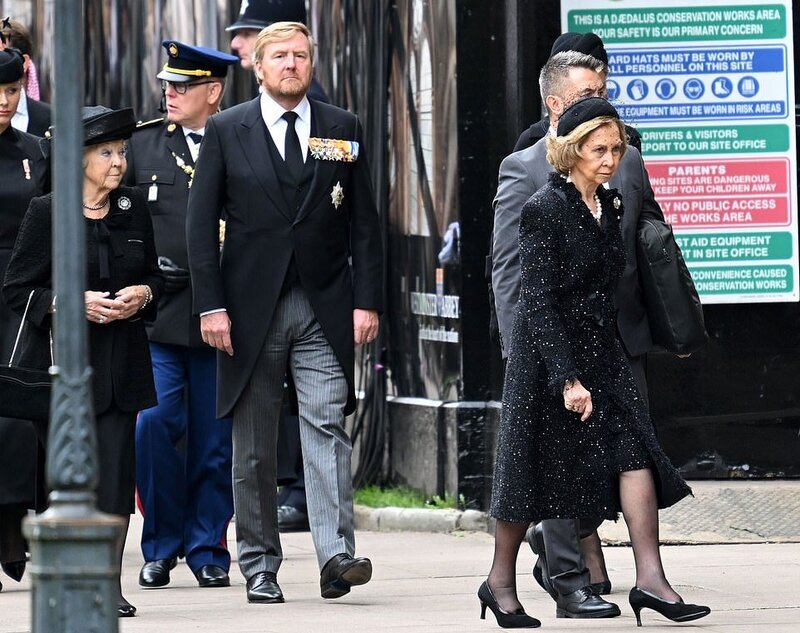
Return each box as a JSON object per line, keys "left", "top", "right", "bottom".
{"left": 282, "top": 111, "right": 303, "bottom": 181}
{"left": 187, "top": 132, "right": 203, "bottom": 146}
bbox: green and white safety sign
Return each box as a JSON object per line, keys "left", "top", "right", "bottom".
{"left": 563, "top": 0, "right": 798, "bottom": 303}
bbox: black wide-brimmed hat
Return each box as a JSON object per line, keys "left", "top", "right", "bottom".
{"left": 0, "top": 48, "right": 24, "bottom": 83}
{"left": 41, "top": 106, "right": 137, "bottom": 159}
{"left": 550, "top": 32, "right": 608, "bottom": 66}
{"left": 81, "top": 106, "right": 137, "bottom": 146}
{"left": 226, "top": 0, "right": 307, "bottom": 32}
{"left": 557, "top": 97, "right": 619, "bottom": 137}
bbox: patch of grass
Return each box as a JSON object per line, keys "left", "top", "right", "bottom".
{"left": 355, "top": 485, "right": 464, "bottom": 510}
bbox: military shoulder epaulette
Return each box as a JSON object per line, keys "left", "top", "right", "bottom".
{"left": 135, "top": 117, "right": 165, "bottom": 131}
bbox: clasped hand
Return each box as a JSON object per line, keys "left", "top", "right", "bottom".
{"left": 85, "top": 287, "right": 145, "bottom": 324}
{"left": 564, "top": 379, "right": 593, "bottom": 422}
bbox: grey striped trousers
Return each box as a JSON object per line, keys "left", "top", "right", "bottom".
{"left": 232, "top": 285, "right": 355, "bottom": 579}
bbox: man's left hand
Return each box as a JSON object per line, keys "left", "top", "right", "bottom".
{"left": 353, "top": 309, "right": 379, "bottom": 345}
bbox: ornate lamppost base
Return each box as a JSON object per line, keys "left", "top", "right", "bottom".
{"left": 24, "top": 493, "right": 123, "bottom": 633}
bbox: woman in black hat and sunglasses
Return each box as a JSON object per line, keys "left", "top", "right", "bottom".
{"left": 0, "top": 46, "right": 48, "bottom": 595}
{"left": 3, "top": 105, "right": 164, "bottom": 617}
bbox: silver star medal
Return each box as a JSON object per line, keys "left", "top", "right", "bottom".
{"left": 330, "top": 181, "right": 344, "bottom": 209}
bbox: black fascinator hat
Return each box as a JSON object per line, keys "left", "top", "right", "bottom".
{"left": 557, "top": 97, "right": 620, "bottom": 138}
{"left": 0, "top": 47, "right": 24, "bottom": 83}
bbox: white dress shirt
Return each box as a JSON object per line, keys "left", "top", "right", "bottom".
{"left": 11, "top": 88, "right": 30, "bottom": 133}
{"left": 259, "top": 91, "right": 311, "bottom": 162}
{"left": 183, "top": 125, "right": 205, "bottom": 162}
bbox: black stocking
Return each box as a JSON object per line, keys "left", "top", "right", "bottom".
{"left": 486, "top": 519, "right": 529, "bottom": 613}
{"left": 619, "top": 469, "right": 681, "bottom": 602}
{"left": 0, "top": 504, "right": 28, "bottom": 564}
{"left": 115, "top": 514, "right": 132, "bottom": 607}
{"left": 580, "top": 530, "right": 609, "bottom": 585}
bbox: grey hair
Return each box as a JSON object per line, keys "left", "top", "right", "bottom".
{"left": 539, "top": 51, "right": 607, "bottom": 114}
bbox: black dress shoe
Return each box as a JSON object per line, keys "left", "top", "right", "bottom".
{"left": 527, "top": 524, "right": 557, "bottom": 601}
{"left": 246, "top": 571, "right": 284, "bottom": 603}
{"left": 320, "top": 553, "right": 372, "bottom": 599}
{"left": 277, "top": 505, "right": 310, "bottom": 532}
{"left": 138, "top": 558, "right": 177, "bottom": 588}
{"left": 117, "top": 595, "right": 137, "bottom": 617}
{"left": 556, "top": 586, "right": 621, "bottom": 619}
{"left": 195, "top": 565, "right": 230, "bottom": 588}
{"left": 1, "top": 560, "right": 25, "bottom": 582}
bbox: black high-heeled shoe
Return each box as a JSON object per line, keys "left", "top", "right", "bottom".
{"left": 117, "top": 595, "right": 137, "bottom": 617}
{"left": 629, "top": 587, "right": 710, "bottom": 626}
{"left": 1, "top": 560, "right": 26, "bottom": 582}
{"left": 477, "top": 581, "right": 541, "bottom": 629}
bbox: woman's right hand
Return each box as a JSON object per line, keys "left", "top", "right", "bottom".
{"left": 85, "top": 290, "right": 122, "bottom": 325}
{"left": 564, "top": 379, "right": 593, "bottom": 421}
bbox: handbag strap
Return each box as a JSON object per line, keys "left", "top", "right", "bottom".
{"left": 8, "top": 290, "right": 54, "bottom": 367}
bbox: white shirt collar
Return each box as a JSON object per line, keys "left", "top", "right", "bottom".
{"left": 260, "top": 92, "right": 311, "bottom": 128}
{"left": 11, "top": 88, "right": 30, "bottom": 133}
{"left": 16, "top": 88, "right": 29, "bottom": 117}
{"left": 182, "top": 125, "right": 206, "bottom": 138}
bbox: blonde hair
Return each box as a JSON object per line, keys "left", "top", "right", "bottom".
{"left": 252, "top": 21, "right": 315, "bottom": 66}
{"left": 546, "top": 117, "right": 627, "bottom": 175}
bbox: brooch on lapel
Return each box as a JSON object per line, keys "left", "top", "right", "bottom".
{"left": 612, "top": 195, "right": 623, "bottom": 221}
{"left": 309, "top": 137, "right": 359, "bottom": 162}
{"left": 117, "top": 196, "right": 132, "bottom": 210}
{"left": 330, "top": 181, "right": 344, "bottom": 209}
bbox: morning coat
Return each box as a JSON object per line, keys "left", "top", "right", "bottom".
{"left": 186, "top": 97, "right": 383, "bottom": 418}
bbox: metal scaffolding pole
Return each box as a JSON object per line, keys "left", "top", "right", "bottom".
{"left": 23, "top": 1, "right": 122, "bottom": 631}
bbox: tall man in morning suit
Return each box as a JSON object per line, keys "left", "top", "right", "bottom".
{"left": 128, "top": 41, "right": 239, "bottom": 589}
{"left": 227, "top": 0, "right": 332, "bottom": 534}
{"left": 492, "top": 37, "right": 667, "bottom": 619}
{"left": 186, "top": 22, "right": 383, "bottom": 603}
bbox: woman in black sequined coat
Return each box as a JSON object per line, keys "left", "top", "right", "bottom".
{"left": 479, "top": 99, "right": 708, "bottom": 628}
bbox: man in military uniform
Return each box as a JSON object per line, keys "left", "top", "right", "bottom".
{"left": 127, "top": 40, "right": 238, "bottom": 589}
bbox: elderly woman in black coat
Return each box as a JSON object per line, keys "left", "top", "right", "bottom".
{"left": 479, "top": 98, "right": 709, "bottom": 628}
{"left": 3, "top": 106, "right": 164, "bottom": 617}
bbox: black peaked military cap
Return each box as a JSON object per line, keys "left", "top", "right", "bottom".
{"left": 157, "top": 41, "right": 239, "bottom": 82}
{"left": 226, "top": 0, "right": 307, "bottom": 31}
{"left": 0, "top": 48, "right": 24, "bottom": 83}
{"left": 557, "top": 97, "right": 619, "bottom": 138}
{"left": 550, "top": 32, "right": 608, "bottom": 66}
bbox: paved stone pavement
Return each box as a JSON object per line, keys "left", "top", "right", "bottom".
{"left": 1, "top": 508, "right": 799, "bottom": 633}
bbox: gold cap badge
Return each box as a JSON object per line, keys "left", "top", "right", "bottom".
{"left": 169, "top": 43, "right": 179, "bottom": 57}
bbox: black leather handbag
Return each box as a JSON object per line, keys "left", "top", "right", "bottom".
{"left": 0, "top": 290, "right": 51, "bottom": 422}
{"left": 637, "top": 218, "right": 709, "bottom": 355}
